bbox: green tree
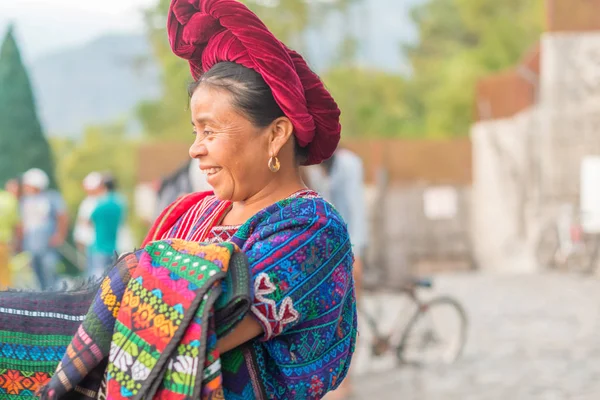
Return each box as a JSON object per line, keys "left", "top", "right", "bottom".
{"left": 0, "top": 25, "right": 56, "bottom": 186}
{"left": 136, "top": 0, "right": 191, "bottom": 139}
{"left": 52, "top": 123, "right": 137, "bottom": 221}
{"left": 322, "top": 67, "right": 421, "bottom": 138}
{"left": 405, "top": 0, "right": 544, "bottom": 136}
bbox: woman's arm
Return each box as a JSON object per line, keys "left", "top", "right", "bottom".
{"left": 217, "top": 314, "right": 264, "bottom": 354}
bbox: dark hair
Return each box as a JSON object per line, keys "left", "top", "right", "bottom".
{"left": 103, "top": 173, "right": 117, "bottom": 191}
{"left": 322, "top": 153, "right": 337, "bottom": 175}
{"left": 188, "top": 62, "right": 309, "bottom": 164}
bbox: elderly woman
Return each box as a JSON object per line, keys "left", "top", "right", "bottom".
{"left": 148, "top": 0, "right": 358, "bottom": 395}
{"left": 38, "top": 0, "right": 357, "bottom": 400}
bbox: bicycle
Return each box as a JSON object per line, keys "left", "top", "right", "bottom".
{"left": 356, "top": 277, "right": 468, "bottom": 370}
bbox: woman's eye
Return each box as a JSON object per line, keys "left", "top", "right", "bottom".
{"left": 192, "top": 130, "right": 214, "bottom": 138}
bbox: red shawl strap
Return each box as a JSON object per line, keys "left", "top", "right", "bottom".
{"left": 142, "top": 191, "right": 211, "bottom": 247}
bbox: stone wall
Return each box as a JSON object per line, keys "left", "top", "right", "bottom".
{"left": 540, "top": 32, "right": 600, "bottom": 202}
{"left": 364, "top": 182, "right": 473, "bottom": 288}
{"left": 471, "top": 31, "right": 600, "bottom": 273}
{"left": 471, "top": 108, "right": 541, "bottom": 273}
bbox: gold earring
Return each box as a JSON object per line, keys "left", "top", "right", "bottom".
{"left": 268, "top": 156, "right": 281, "bottom": 173}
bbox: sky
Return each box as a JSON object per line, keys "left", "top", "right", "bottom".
{"left": 1, "top": 0, "right": 417, "bottom": 72}
{"left": 0, "top": 0, "right": 154, "bottom": 63}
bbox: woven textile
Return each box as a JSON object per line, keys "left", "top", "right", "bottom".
{"left": 144, "top": 191, "right": 358, "bottom": 399}
{"left": 39, "top": 239, "right": 251, "bottom": 400}
{"left": 0, "top": 280, "right": 100, "bottom": 400}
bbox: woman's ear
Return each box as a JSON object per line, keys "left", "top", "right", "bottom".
{"left": 268, "top": 117, "right": 294, "bottom": 156}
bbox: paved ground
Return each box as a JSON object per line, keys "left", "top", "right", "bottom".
{"left": 347, "top": 272, "right": 600, "bottom": 400}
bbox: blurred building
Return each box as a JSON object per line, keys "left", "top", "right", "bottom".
{"left": 472, "top": 0, "right": 600, "bottom": 272}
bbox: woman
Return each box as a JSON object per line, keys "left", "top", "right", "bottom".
{"left": 154, "top": 0, "right": 358, "bottom": 395}
{"left": 42, "top": 0, "right": 357, "bottom": 399}
{"left": 144, "top": 63, "right": 357, "bottom": 398}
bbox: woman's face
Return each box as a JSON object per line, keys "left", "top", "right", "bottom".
{"left": 189, "top": 85, "right": 273, "bottom": 202}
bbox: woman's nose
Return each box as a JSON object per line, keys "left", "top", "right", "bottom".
{"left": 189, "top": 139, "right": 208, "bottom": 159}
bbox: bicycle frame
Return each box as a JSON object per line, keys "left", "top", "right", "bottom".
{"left": 358, "top": 285, "right": 423, "bottom": 357}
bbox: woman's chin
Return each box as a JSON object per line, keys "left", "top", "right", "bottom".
{"left": 212, "top": 188, "right": 234, "bottom": 202}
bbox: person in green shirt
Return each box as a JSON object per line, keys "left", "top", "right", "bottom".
{"left": 87, "top": 174, "right": 126, "bottom": 278}
{"left": 0, "top": 180, "right": 20, "bottom": 288}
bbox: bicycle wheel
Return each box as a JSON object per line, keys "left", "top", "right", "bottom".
{"left": 396, "top": 296, "right": 467, "bottom": 366}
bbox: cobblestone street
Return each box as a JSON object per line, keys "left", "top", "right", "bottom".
{"left": 350, "top": 272, "right": 600, "bottom": 400}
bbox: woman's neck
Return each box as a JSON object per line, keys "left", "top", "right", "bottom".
{"left": 221, "top": 170, "right": 305, "bottom": 226}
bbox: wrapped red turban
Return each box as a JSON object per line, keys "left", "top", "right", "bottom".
{"left": 167, "top": 0, "right": 341, "bottom": 165}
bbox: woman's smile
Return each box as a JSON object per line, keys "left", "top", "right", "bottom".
{"left": 200, "top": 166, "right": 222, "bottom": 175}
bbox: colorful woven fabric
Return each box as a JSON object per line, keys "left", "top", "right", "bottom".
{"left": 38, "top": 253, "right": 138, "bottom": 400}
{"left": 0, "top": 280, "right": 100, "bottom": 400}
{"left": 144, "top": 190, "right": 358, "bottom": 399}
{"left": 39, "top": 240, "right": 251, "bottom": 400}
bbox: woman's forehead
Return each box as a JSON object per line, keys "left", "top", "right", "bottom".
{"left": 190, "top": 86, "right": 241, "bottom": 123}
{"left": 191, "top": 85, "right": 232, "bottom": 109}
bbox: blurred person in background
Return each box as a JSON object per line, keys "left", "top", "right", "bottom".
{"left": 0, "top": 180, "right": 21, "bottom": 288}
{"left": 20, "top": 168, "right": 68, "bottom": 290}
{"left": 73, "top": 172, "right": 104, "bottom": 267}
{"left": 87, "top": 173, "right": 126, "bottom": 278}
{"left": 306, "top": 147, "right": 367, "bottom": 400}
{"left": 5, "top": 179, "right": 21, "bottom": 201}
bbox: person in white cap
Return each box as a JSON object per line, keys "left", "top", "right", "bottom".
{"left": 20, "top": 168, "right": 68, "bottom": 290}
{"left": 73, "top": 172, "right": 103, "bottom": 263}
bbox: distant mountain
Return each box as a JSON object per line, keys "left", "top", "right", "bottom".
{"left": 30, "top": 34, "right": 161, "bottom": 137}
{"left": 29, "top": 0, "right": 423, "bottom": 137}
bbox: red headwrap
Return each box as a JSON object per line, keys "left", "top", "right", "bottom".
{"left": 167, "top": 0, "right": 341, "bottom": 165}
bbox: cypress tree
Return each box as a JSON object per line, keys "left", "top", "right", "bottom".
{"left": 0, "top": 25, "right": 56, "bottom": 186}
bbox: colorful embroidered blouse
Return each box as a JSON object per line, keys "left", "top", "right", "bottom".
{"left": 158, "top": 190, "right": 357, "bottom": 399}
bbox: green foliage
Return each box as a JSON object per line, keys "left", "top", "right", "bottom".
{"left": 405, "top": 0, "right": 545, "bottom": 136}
{"left": 322, "top": 67, "right": 423, "bottom": 138}
{"left": 0, "top": 26, "right": 56, "bottom": 186}
{"left": 50, "top": 123, "right": 141, "bottom": 240}
{"left": 136, "top": 0, "right": 193, "bottom": 140}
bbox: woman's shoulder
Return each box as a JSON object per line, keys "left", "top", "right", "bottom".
{"left": 246, "top": 189, "right": 347, "bottom": 232}
{"left": 283, "top": 190, "right": 342, "bottom": 218}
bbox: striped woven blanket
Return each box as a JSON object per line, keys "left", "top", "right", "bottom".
{"left": 0, "top": 280, "right": 99, "bottom": 400}
{"left": 40, "top": 239, "right": 250, "bottom": 400}
{"left": 0, "top": 239, "right": 251, "bottom": 400}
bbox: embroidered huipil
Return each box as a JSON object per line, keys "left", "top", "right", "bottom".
{"left": 160, "top": 190, "right": 357, "bottom": 399}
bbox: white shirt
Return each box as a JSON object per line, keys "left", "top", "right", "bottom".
{"left": 73, "top": 196, "right": 98, "bottom": 247}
